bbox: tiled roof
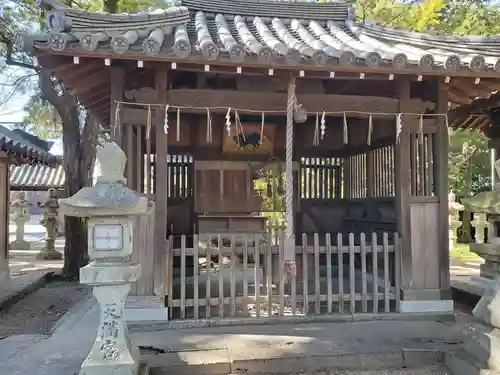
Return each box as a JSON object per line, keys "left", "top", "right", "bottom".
{"left": 0, "top": 126, "right": 59, "bottom": 165}
{"left": 14, "top": 0, "right": 500, "bottom": 74}
{"left": 10, "top": 164, "right": 65, "bottom": 190}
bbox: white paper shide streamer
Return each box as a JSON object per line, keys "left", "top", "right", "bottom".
{"left": 163, "top": 105, "right": 169, "bottom": 134}
{"left": 419, "top": 115, "right": 424, "bottom": 144}
{"left": 320, "top": 111, "right": 326, "bottom": 140}
{"left": 313, "top": 113, "right": 319, "bottom": 146}
{"left": 343, "top": 112, "right": 348, "bottom": 144}
{"left": 225, "top": 107, "right": 232, "bottom": 136}
{"left": 367, "top": 114, "right": 373, "bottom": 146}
{"left": 396, "top": 114, "right": 402, "bottom": 143}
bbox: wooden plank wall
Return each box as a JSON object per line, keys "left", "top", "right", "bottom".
{"left": 130, "top": 202, "right": 156, "bottom": 296}
{"left": 405, "top": 109, "right": 440, "bottom": 291}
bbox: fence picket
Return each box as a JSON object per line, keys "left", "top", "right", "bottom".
{"left": 180, "top": 235, "right": 186, "bottom": 319}
{"left": 279, "top": 238, "right": 285, "bottom": 316}
{"left": 314, "top": 233, "right": 320, "bottom": 314}
{"left": 348, "top": 233, "right": 355, "bottom": 313}
{"left": 166, "top": 231, "right": 400, "bottom": 319}
{"left": 372, "top": 233, "right": 379, "bottom": 313}
{"left": 360, "top": 233, "right": 368, "bottom": 313}
{"left": 230, "top": 235, "right": 237, "bottom": 317}
{"left": 302, "top": 233, "right": 308, "bottom": 315}
{"left": 395, "top": 233, "right": 401, "bottom": 312}
{"left": 337, "top": 233, "right": 344, "bottom": 313}
{"left": 205, "top": 234, "right": 212, "bottom": 319}
{"left": 326, "top": 233, "right": 332, "bottom": 314}
{"left": 254, "top": 234, "right": 261, "bottom": 318}
{"left": 266, "top": 237, "right": 273, "bottom": 317}
{"left": 243, "top": 236, "right": 249, "bottom": 314}
{"left": 218, "top": 234, "right": 224, "bottom": 318}
{"left": 193, "top": 234, "right": 199, "bottom": 319}
{"left": 383, "top": 232, "right": 390, "bottom": 313}
{"left": 291, "top": 238, "right": 297, "bottom": 315}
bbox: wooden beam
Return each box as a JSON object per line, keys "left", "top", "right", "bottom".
{"left": 34, "top": 49, "right": 500, "bottom": 78}
{"left": 122, "top": 88, "right": 434, "bottom": 118}
{"left": 451, "top": 79, "right": 491, "bottom": 99}
{"left": 109, "top": 66, "right": 125, "bottom": 143}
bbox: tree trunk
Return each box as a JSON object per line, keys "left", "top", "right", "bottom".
{"left": 39, "top": 70, "right": 99, "bottom": 280}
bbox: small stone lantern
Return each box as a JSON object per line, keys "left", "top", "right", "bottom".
{"left": 456, "top": 158, "right": 500, "bottom": 375}
{"left": 36, "top": 188, "right": 62, "bottom": 260}
{"left": 9, "top": 191, "right": 31, "bottom": 250}
{"left": 471, "top": 212, "right": 489, "bottom": 244}
{"left": 448, "top": 191, "right": 463, "bottom": 253}
{"left": 59, "top": 141, "right": 148, "bottom": 375}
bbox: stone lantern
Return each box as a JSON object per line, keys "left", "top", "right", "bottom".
{"left": 9, "top": 191, "right": 31, "bottom": 250}
{"left": 453, "top": 159, "right": 500, "bottom": 375}
{"left": 462, "top": 160, "right": 500, "bottom": 280}
{"left": 58, "top": 141, "right": 148, "bottom": 375}
{"left": 448, "top": 191, "right": 463, "bottom": 253}
{"left": 36, "top": 188, "right": 62, "bottom": 260}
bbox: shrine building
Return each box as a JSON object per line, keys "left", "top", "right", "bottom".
{"left": 15, "top": 0, "right": 500, "bottom": 319}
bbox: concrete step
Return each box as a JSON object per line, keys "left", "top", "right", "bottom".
{"left": 144, "top": 348, "right": 447, "bottom": 375}
{"left": 149, "top": 366, "right": 450, "bottom": 375}
{"left": 445, "top": 350, "right": 498, "bottom": 375}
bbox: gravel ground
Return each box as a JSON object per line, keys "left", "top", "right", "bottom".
{"left": 0, "top": 280, "right": 91, "bottom": 339}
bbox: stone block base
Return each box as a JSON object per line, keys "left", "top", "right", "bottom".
{"left": 480, "top": 262, "right": 500, "bottom": 280}
{"left": 80, "top": 361, "right": 147, "bottom": 375}
{"left": 125, "top": 296, "right": 168, "bottom": 322}
{"left": 400, "top": 299, "right": 454, "bottom": 313}
{"left": 446, "top": 324, "right": 500, "bottom": 375}
{"left": 36, "top": 249, "right": 62, "bottom": 260}
{"left": 9, "top": 240, "right": 30, "bottom": 250}
{"left": 464, "top": 324, "right": 500, "bottom": 369}
{"left": 400, "top": 289, "right": 453, "bottom": 313}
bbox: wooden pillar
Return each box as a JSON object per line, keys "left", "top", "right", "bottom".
{"left": 395, "top": 78, "right": 413, "bottom": 290}
{"left": 109, "top": 66, "right": 125, "bottom": 146}
{"left": 0, "top": 160, "right": 9, "bottom": 281}
{"left": 434, "top": 78, "right": 450, "bottom": 291}
{"left": 154, "top": 67, "right": 168, "bottom": 299}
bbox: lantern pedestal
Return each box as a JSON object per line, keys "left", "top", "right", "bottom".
{"left": 79, "top": 262, "right": 142, "bottom": 375}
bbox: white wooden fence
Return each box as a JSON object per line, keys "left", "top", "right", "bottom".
{"left": 167, "top": 232, "right": 401, "bottom": 319}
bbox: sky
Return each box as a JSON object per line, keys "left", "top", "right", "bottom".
{"left": 0, "top": 92, "right": 63, "bottom": 155}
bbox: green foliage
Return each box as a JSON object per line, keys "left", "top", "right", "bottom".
{"left": 449, "top": 129, "right": 491, "bottom": 196}
{"left": 22, "top": 94, "right": 63, "bottom": 139}
{"left": 357, "top": 0, "right": 496, "bottom": 196}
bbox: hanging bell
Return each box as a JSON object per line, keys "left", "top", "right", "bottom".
{"left": 294, "top": 102, "right": 308, "bottom": 123}
{"left": 266, "top": 180, "right": 272, "bottom": 198}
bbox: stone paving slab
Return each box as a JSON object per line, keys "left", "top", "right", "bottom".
{"left": 0, "top": 297, "right": 462, "bottom": 375}
{"left": 0, "top": 271, "right": 53, "bottom": 313}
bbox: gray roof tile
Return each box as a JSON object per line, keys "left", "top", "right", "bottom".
{"left": 14, "top": 0, "right": 500, "bottom": 74}
{"left": 0, "top": 125, "right": 59, "bottom": 165}
{"left": 10, "top": 164, "right": 65, "bottom": 190}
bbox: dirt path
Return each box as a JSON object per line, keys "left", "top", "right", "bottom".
{"left": 0, "top": 280, "right": 91, "bottom": 339}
